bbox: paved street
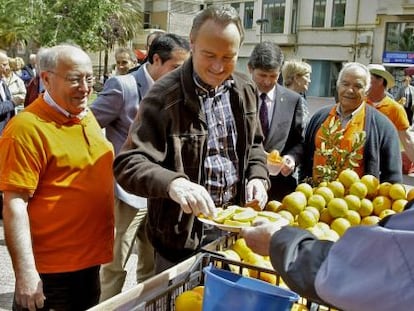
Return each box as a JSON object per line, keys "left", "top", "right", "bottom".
{"left": 1, "top": 96, "right": 413, "bottom": 310}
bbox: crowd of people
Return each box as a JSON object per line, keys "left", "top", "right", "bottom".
{"left": 0, "top": 4, "right": 414, "bottom": 311}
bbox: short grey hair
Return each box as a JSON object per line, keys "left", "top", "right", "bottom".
{"left": 337, "top": 62, "right": 371, "bottom": 93}
{"left": 191, "top": 5, "right": 244, "bottom": 45}
{"left": 37, "top": 44, "right": 87, "bottom": 72}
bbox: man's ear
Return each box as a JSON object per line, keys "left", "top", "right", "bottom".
{"left": 152, "top": 53, "right": 161, "bottom": 66}
{"left": 40, "top": 71, "right": 50, "bottom": 88}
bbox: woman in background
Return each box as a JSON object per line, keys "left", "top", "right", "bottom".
{"left": 4, "top": 57, "right": 26, "bottom": 106}
{"left": 282, "top": 60, "right": 312, "bottom": 122}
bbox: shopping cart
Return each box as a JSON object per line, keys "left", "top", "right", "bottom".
{"left": 90, "top": 233, "right": 336, "bottom": 311}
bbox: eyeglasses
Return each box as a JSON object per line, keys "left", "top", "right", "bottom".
{"left": 48, "top": 71, "right": 95, "bottom": 88}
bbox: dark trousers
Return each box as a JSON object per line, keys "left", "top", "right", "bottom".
{"left": 268, "top": 174, "right": 298, "bottom": 201}
{"left": 0, "top": 192, "right": 3, "bottom": 219}
{"left": 405, "top": 106, "right": 413, "bottom": 125}
{"left": 13, "top": 266, "right": 101, "bottom": 311}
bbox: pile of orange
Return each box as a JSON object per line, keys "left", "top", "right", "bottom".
{"left": 266, "top": 169, "right": 413, "bottom": 240}
{"left": 175, "top": 286, "right": 204, "bottom": 311}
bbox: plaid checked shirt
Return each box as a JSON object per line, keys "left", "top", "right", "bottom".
{"left": 194, "top": 74, "right": 239, "bottom": 206}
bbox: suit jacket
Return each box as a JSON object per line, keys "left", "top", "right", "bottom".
{"left": 264, "top": 84, "right": 305, "bottom": 161}
{"left": 0, "top": 81, "right": 15, "bottom": 134}
{"left": 264, "top": 84, "right": 306, "bottom": 200}
{"left": 395, "top": 84, "right": 414, "bottom": 108}
{"left": 91, "top": 64, "right": 150, "bottom": 209}
{"left": 91, "top": 64, "right": 150, "bottom": 155}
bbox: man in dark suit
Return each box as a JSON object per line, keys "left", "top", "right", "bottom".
{"left": 248, "top": 42, "right": 306, "bottom": 201}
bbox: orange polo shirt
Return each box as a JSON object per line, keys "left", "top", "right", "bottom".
{"left": 0, "top": 96, "right": 114, "bottom": 273}
{"left": 367, "top": 95, "right": 409, "bottom": 131}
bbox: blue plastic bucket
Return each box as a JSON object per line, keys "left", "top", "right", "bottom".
{"left": 202, "top": 265, "right": 299, "bottom": 311}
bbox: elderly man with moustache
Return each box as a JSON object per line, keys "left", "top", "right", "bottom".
{"left": 0, "top": 44, "right": 114, "bottom": 311}
{"left": 300, "top": 62, "right": 402, "bottom": 184}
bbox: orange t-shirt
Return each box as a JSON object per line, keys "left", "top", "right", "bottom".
{"left": 367, "top": 95, "right": 409, "bottom": 131}
{"left": 0, "top": 96, "right": 114, "bottom": 273}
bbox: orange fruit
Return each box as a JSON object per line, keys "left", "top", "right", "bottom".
{"left": 314, "top": 186, "right": 335, "bottom": 204}
{"left": 324, "top": 229, "right": 340, "bottom": 242}
{"left": 344, "top": 194, "right": 361, "bottom": 212}
{"left": 305, "top": 206, "right": 320, "bottom": 220}
{"left": 392, "top": 199, "right": 408, "bottom": 213}
{"left": 192, "top": 286, "right": 204, "bottom": 296}
{"left": 328, "top": 180, "right": 345, "bottom": 198}
{"left": 298, "top": 210, "right": 318, "bottom": 228}
{"left": 175, "top": 289, "right": 203, "bottom": 311}
{"left": 277, "top": 210, "right": 295, "bottom": 224}
{"left": 346, "top": 210, "right": 361, "bottom": 225}
{"left": 388, "top": 183, "right": 406, "bottom": 200}
{"left": 265, "top": 200, "right": 283, "bottom": 212}
{"left": 338, "top": 169, "right": 360, "bottom": 188}
{"left": 320, "top": 208, "right": 333, "bottom": 224}
{"left": 330, "top": 217, "right": 351, "bottom": 236}
{"left": 372, "top": 195, "right": 392, "bottom": 216}
{"left": 327, "top": 198, "right": 349, "bottom": 218}
{"left": 268, "top": 150, "right": 283, "bottom": 163}
{"left": 359, "top": 198, "right": 374, "bottom": 217}
{"left": 378, "top": 182, "right": 392, "bottom": 197}
{"left": 232, "top": 238, "right": 252, "bottom": 260}
{"left": 360, "top": 174, "right": 379, "bottom": 198}
{"left": 307, "top": 194, "right": 326, "bottom": 211}
{"left": 349, "top": 181, "right": 368, "bottom": 199}
{"left": 406, "top": 188, "right": 414, "bottom": 201}
{"left": 361, "top": 215, "right": 380, "bottom": 226}
{"left": 296, "top": 182, "right": 314, "bottom": 199}
{"left": 379, "top": 209, "right": 396, "bottom": 219}
{"left": 282, "top": 191, "right": 307, "bottom": 216}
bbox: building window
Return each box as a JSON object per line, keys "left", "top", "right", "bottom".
{"left": 244, "top": 2, "right": 254, "bottom": 29}
{"left": 331, "top": 0, "right": 346, "bottom": 27}
{"left": 291, "top": 0, "right": 298, "bottom": 34}
{"left": 263, "top": 0, "right": 285, "bottom": 34}
{"left": 231, "top": 2, "right": 240, "bottom": 14}
{"left": 385, "top": 22, "right": 414, "bottom": 52}
{"left": 312, "top": 0, "right": 326, "bottom": 27}
{"left": 143, "top": 0, "right": 153, "bottom": 29}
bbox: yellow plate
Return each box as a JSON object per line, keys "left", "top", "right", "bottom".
{"left": 197, "top": 216, "right": 245, "bottom": 233}
{"left": 197, "top": 215, "right": 289, "bottom": 233}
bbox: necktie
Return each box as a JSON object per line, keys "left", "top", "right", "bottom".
{"left": 0, "top": 81, "right": 6, "bottom": 101}
{"left": 259, "top": 93, "right": 269, "bottom": 138}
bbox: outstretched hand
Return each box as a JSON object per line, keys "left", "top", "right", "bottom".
{"left": 168, "top": 177, "right": 216, "bottom": 218}
{"left": 245, "top": 178, "right": 268, "bottom": 210}
{"left": 241, "top": 221, "right": 285, "bottom": 256}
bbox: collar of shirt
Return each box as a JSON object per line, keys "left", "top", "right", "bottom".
{"left": 336, "top": 101, "right": 365, "bottom": 128}
{"left": 44, "top": 90, "right": 88, "bottom": 120}
{"left": 142, "top": 62, "right": 155, "bottom": 89}
{"left": 193, "top": 72, "right": 234, "bottom": 98}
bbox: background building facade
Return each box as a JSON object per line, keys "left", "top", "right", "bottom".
{"left": 136, "top": 0, "right": 414, "bottom": 97}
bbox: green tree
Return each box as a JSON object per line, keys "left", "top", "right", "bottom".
{"left": 0, "top": 0, "right": 142, "bottom": 62}
{"left": 0, "top": 0, "right": 36, "bottom": 56}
